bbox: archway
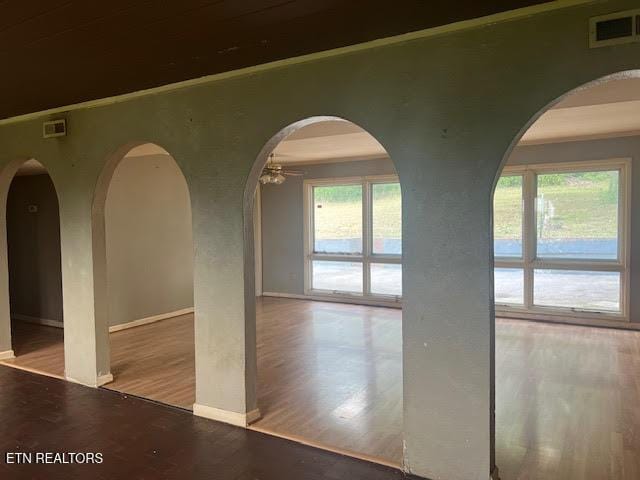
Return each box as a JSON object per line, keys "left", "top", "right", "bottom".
{"left": 492, "top": 71, "right": 640, "bottom": 479}
{"left": 244, "top": 117, "right": 404, "bottom": 466}
{"left": 0, "top": 159, "right": 65, "bottom": 379}
{"left": 92, "top": 143, "right": 195, "bottom": 408}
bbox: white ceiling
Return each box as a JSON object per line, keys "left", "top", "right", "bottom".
{"left": 520, "top": 77, "right": 640, "bottom": 145}
{"left": 272, "top": 120, "right": 388, "bottom": 164}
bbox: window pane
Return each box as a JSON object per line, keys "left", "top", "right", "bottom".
{"left": 312, "top": 261, "right": 362, "bottom": 293}
{"left": 533, "top": 269, "right": 620, "bottom": 312}
{"left": 494, "top": 268, "right": 524, "bottom": 305}
{"left": 536, "top": 171, "right": 619, "bottom": 259}
{"left": 494, "top": 176, "right": 523, "bottom": 257}
{"left": 370, "top": 263, "right": 402, "bottom": 296}
{"left": 372, "top": 183, "right": 401, "bottom": 255}
{"left": 313, "top": 185, "right": 362, "bottom": 254}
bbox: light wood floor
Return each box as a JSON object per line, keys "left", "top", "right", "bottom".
{"left": 496, "top": 318, "right": 640, "bottom": 480}
{"left": 0, "top": 320, "right": 65, "bottom": 379}
{"left": 2, "top": 298, "right": 640, "bottom": 478}
{"left": 253, "top": 297, "right": 402, "bottom": 464}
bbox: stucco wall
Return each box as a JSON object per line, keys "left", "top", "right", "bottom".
{"left": 105, "top": 153, "right": 193, "bottom": 327}
{"left": 0, "top": 1, "right": 638, "bottom": 478}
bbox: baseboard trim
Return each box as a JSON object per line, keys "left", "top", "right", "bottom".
{"left": 13, "top": 314, "right": 63, "bottom": 329}
{"left": 12, "top": 308, "right": 195, "bottom": 333}
{"left": 108, "top": 307, "right": 194, "bottom": 333}
{"left": 193, "top": 404, "right": 261, "bottom": 427}
{"left": 0, "top": 349, "right": 15, "bottom": 360}
{"left": 262, "top": 291, "right": 401, "bottom": 309}
{"left": 97, "top": 373, "right": 114, "bottom": 386}
{"left": 66, "top": 372, "right": 114, "bottom": 388}
{"left": 496, "top": 311, "right": 640, "bottom": 331}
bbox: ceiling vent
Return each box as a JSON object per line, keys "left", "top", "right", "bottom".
{"left": 43, "top": 119, "right": 66, "bottom": 138}
{"left": 589, "top": 9, "right": 640, "bottom": 48}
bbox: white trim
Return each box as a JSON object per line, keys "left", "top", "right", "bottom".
{"left": 496, "top": 158, "right": 631, "bottom": 321}
{"left": 262, "top": 291, "right": 402, "bottom": 309}
{"left": 497, "top": 311, "right": 640, "bottom": 331}
{"left": 66, "top": 372, "right": 114, "bottom": 388}
{"left": 108, "top": 307, "right": 194, "bottom": 333}
{"left": 303, "top": 175, "right": 402, "bottom": 301}
{"left": 282, "top": 154, "right": 391, "bottom": 167}
{"left": 12, "top": 314, "right": 64, "bottom": 329}
{"left": 0, "top": 349, "right": 15, "bottom": 360}
{"left": 193, "top": 404, "right": 261, "bottom": 427}
{"left": 517, "top": 129, "right": 640, "bottom": 147}
{"left": 0, "top": 1, "right": 591, "bottom": 127}
{"left": 96, "top": 373, "right": 114, "bottom": 386}
{"left": 11, "top": 309, "right": 193, "bottom": 333}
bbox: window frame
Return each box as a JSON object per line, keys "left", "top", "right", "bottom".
{"left": 494, "top": 158, "right": 631, "bottom": 322}
{"left": 303, "top": 175, "right": 402, "bottom": 304}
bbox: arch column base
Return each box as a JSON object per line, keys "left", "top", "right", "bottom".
{"left": 0, "top": 349, "right": 14, "bottom": 360}
{"left": 66, "top": 372, "right": 113, "bottom": 388}
{"left": 193, "top": 403, "right": 261, "bottom": 427}
{"left": 491, "top": 466, "right": 501, "bottom": 480}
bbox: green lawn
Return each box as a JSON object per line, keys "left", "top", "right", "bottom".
{"left": 314, "top": 187, "right": 401, "bottom": 239}
{"left": 312, "top": 174, "right": 618, "bottom": 241}
{"left": 494, "top": 173, "right": 618, "bottom": 240}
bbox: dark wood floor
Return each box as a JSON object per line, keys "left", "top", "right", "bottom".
{"left": 0, "top": 366, "right": 415, "bottom": 480}
{"left": 4, "top": 300, "right": 640, "bottom": 479}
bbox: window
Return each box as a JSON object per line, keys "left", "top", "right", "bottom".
{"left": 305, "top": 176, "right": 401, "bottom": 302}
{"left": 494, "top": 175, "right": 523, "bottom": 258}
{"left": 494, "top": 159, "right": 629, "bottom": 320}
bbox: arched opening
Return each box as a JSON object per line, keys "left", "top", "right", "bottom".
{"left": 94, "top": 143, "right": 195, "bottom": 408}
{"left": 492, "top": 72, "right": 640, "bottom": 479}
{"left": 245, "top": 117, "right": 403, "bottom": 466}
{"left": 0, "top": 159, "right": 65, "bottom": 379}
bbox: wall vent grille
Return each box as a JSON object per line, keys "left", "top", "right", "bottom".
{"left": 43, "top": 119, "right": 66, "bottom": 138}
{"left": 590, "top": 9, "right": 640, "bottom": 48}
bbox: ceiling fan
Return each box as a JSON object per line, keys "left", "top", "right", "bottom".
{"left": 259, "top": 153, "right": 303, "bottom": 185}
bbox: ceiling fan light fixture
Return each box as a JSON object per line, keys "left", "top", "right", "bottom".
{"left": 259, "top": 172, "right": 272, "bottom": 184}
{"left": 259, "top": 152, "right": 301, "bottom": 185}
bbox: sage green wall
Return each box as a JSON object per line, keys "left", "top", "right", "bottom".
{"left": 7, "top": 174, "right": 63, "bottom": 323}
{"left": 105, "top": 154, "right": 193, "bottom": 327}
{"left": 0, "top": 1, "right": 638, "bottom": 478}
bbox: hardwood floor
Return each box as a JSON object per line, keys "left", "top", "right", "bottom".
{"left": 2, "top": 299, "right": 640, "bottom": 479}
{"left": 253, "top": 298, "right": 402, "bottom": 466}
{"left": 495, "top": 318, "right": 640, "bottom": 480}
{"left": 0, "top": 320, "right": 65, "bottom": 378}
{"left": 107, "top": 314, "right": 195, "bottom": 409}
{"left": 0, "top": 366, "right": 416, "bottom": 480}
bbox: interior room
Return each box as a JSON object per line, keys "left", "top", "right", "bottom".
{"left": 0, "top": 3, "right": 639, "bottom": 480}
{"left": 1, "top": 76, "right": 640, "bottom": 477}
